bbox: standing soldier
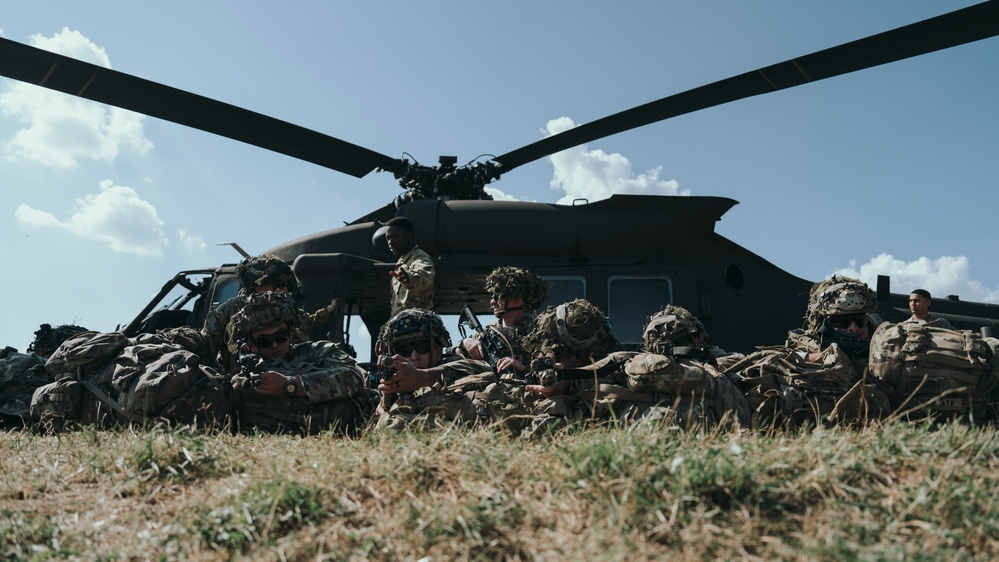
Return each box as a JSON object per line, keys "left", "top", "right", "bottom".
{"left": 228, "top": 292, "right": 367, "bottom": 435}
{"left": 385, "top": 217, "right": 435, "bottom": 316}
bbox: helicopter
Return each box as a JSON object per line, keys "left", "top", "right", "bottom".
{"left": 2, "top": 2, "right": 998, "bottom": 357}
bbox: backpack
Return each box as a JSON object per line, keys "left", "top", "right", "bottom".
{"left": 30, "top": 377, "right": 122, "bottom": 432}
{"left": 0, "top": 347, "right": 50, "bottom": 426}
{"left": 869, "top": 322, "right": 998, "bottom": 420}
{"left": 112, "top": 343, "right": 230, "bottom": 426}
{"left": 30, "top": 331, "right": 134, "bottom": 432}
{"left": 618, "top": 352, "right": 752, "bottom": 429}
{"left": 724, "top": 344, "right": 887, "bottom": 427}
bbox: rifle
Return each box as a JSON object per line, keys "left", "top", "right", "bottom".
{"left": 524, "top": 355, "right": 626, "bottom": 387}
{"left": 358, "top": 355, "right": 416, "bottom": 413}
{"left": 457, "top": 305, "right": 514, "bottom": 374}
{"left": 237, "top": 339, "right": 264, "bottom": 387}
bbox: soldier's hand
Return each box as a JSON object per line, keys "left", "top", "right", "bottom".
{"left": 394, "top": 267, "right": 411, "bottom": 285}
{"left": 526, "top": 380, "right": 569, "bottom": 398}
{"left": 496, "top": 357, "right": 525, "bottom": 373}
{"left": 379, "top": 355, "right": 436, "bottom": 394}
{"left": 254, "top": 371, "right": 291, "bottom": 396}
{"left": 461, "top": 338, "right": 484, "bottom": 360}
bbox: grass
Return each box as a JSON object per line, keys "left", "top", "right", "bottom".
{"left": 1, "top": 419, "right": 998, "bottom": 561}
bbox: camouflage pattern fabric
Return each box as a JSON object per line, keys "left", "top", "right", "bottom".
{"left": 463, "top": 314, "right": 535, "bottom": 380}
{"left": 520, "top": 351, "right": 752, "bottom": 438}
{"left": 724, "top": 342, "right": 888, "bottom": 428}
{"left": 0, "top": 347, "right": 50, "bottom": 427}
{"left": 524, "top": 299, "right": 622, "bottom": 362}
{"left": 112, "top": 341, "right": 229, "bottom": 426}
{"left": 390, "top": 246, "right": 435, "bottom": 316}
{"left": 804, "top": 275, "right": 876, "bottom": 332}
{"left": 869, "top": 322, "right": 998, "bottom": 421}
{"left": 230, "top": 340, "right": 367, "bottom": 435}
{"left": 237, "top": 254, "right": 299, "bottom": 294}
{"left": 484, "top": 266, "right": 548, "bottom": 310}
{"left": 28, "top": 324, "right": 89, "bottom": 359}
{"left": 375, "top": 357, "right": 488, "bottom": 430}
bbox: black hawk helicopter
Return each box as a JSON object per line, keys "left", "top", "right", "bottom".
{"left": 2, "top": 2, "right": 998, "bottom": 356}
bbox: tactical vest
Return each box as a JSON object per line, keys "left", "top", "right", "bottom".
{"left": 869, "top": 322, "right": 998, "bottom": 420}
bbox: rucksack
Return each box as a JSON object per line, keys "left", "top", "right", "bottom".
{"left": 869, "top": 322, "right": 998, "bottom": 420}
{"left": 112, "top": 342, "right": 230, "bottom": 426}
{"left": 0, "top": 347, "right": 50, "bottom": 427}
{"left": 724, "top": 344, "right": 888, "bottom": 427}
{"left": 30, "top": 377, "right": 122, "bottom": 432}
{"left": 31, "top": 331, "right": 135, "bottom": 432}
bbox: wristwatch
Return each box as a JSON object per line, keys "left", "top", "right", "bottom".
{"left": 283, "top": 376, "right": 299, "bottom": 395}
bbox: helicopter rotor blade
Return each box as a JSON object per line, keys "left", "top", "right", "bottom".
{"left": 493, "top": 1, "right": 999, "bottom": 174}
{"left": 0, "top": 37, "right": 400, "bottom": 178}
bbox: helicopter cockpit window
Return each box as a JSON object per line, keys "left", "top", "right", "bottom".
{"left": 607, "top": 276, "right": 673, "bottom": 345}
{"left": 539, "top": 276, "right": 586, "bottom": 313}
{"left": 211, "top": 277, "right": 240, "bottom": 312}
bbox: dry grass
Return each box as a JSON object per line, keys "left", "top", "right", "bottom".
{"left": 2, "top": 418, "right": 998, "bottom": 561}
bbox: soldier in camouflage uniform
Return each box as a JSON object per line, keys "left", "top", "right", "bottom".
{"left": 724, "top": 274, "right": 889, "bottom": 427}
{"left": 203, "top": 254, "right": 339, "bottom": 374}
{"left": 228, "top": 291, "right": 367, "bottom": 435}
{"left": 385, "top": 217, "right": 435, "bottom": 316}
{"left": 375, "top": 308, "right": 491, "bottom": 430}
{"left": 458, "top": 266, "right": 548, "bottom": 377}
{"left": 641, "top": 305, "right": 744, "bottom": 371}
{"left": 517, "top": 299, "right": 625, "bottom": 437}
{"left": 521, "top": 302, "right": 751, "bottom": 437}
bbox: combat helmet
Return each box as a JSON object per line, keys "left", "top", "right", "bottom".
{"left": 28, "top": 323, "right": 90, "bottom": 358}
{"left": 641, "top": 305, "right": 703, "bottom": 355}
{"left": 526, "top": 299, "right": 621, "bottom": 361}
{"left": 380, "top": 308, "right": 451, "bottom": 354}
{"left": 805, "top": 275, "right": 876, "bottom": 332}
{"left": 484, "top": 266, "right": 549, "bottom": 310}
{"left": 236, "top": 254, "right": 299, "bottom": 294}
{"left": 227, "top": 291, "right": 303, "bottom": 347}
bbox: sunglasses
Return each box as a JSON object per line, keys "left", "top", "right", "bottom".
{"left": 395, "top": 341, "right": 431, "bottom": 356}
{"left": 828, "top": 314, "right": 869, "bottom": 330}
{"left": 252, "top": 328, "right": 290, "bottom": 348}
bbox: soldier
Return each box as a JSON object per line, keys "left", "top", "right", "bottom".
{"left": 521, "top": 301, "right": 750, "bottom": 436}
{"left": 385, "top": 217, "right": 435, "bottom": 316}
{"left": 203, "top": 254, "right": 338, "bottom": 373}
{"left": 517, "top": 299, "right": 624, "bottom": 437}
{"left": 228, "top": 291, "right": 367, "bottom": 435}
{"left": 725, "top": 274, "right": 889, "bottom": 427}
{"left": 904, "top": 289, "right": 956, "bottom": 330}
{"left": 641, "top": 305, "right": 744, "bottom": 371}
{"left": 375, "top": 308, "right": 490, "bottom": 430}
{"left": 458, "top": 266, "right": 548, "bottom": 376}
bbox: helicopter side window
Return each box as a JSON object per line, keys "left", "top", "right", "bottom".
{"left": 607, "top": 276, "right": 673, "bottom": 345}
{"left": 540, "top": 276, "right": 586, "bottom": 312}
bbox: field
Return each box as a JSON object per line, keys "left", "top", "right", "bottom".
{"left": 2, "top": 419, "right": 998, "bottom": 561}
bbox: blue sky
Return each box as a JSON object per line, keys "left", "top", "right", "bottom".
{"left": 2, "top": 1, "right": 998, "bottom": 352}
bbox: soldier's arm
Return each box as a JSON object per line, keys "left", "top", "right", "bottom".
{"left": 404, "top": 255, "right": 435, "bottom": 291}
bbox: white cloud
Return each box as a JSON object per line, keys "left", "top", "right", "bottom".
{"left": 832, "top": 253, "right": 999, "bottom": 303}
{"left": 178, "top": 229, "right": 207, "bottom": 252}
{"left": 15, "top": 179, "right": 168, "bottom": 257}
{"left": 545, "top": 117, "right": 688, "bottom": 205}
{"left": 483, "top": 186, "right": 521, "bottom": 201}
{"left": 0, "top": 28, "right": 152, "bottom": 169}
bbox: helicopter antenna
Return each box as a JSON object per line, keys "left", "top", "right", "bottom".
{"left": 218, "top": 242, "right": 252, "bottom": 259}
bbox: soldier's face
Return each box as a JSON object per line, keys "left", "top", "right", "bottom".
{"left": 828, "top": 315, "right": 870, "bottom": 341}
{"left": 250, "top": 322, "right": 291, "bottom": 361}
{"left": 385, "top": 226, "right": 413, "bottom": 256}
{"left": 396, "top": 339, "right": 440, "bottom": 369}
{"left": 909, "top": 294, "right": 931, "bottom": 317}
{"left": 490, "top": 293, "right": 525, "bottom": 317}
